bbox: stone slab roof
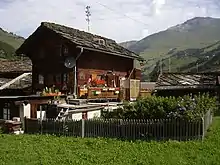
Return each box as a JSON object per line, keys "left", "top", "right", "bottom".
{"left": 16, "top": 22, "right": 144, "bottom": 61}
{"left": 0, "top": 59, "right": 32, "bottom": 73}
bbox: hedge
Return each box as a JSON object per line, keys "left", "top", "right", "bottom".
{"left": 102, "top": 93, "right": 218, "bottom": 120}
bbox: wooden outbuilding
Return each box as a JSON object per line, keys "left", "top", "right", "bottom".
{"left": 155, "top": 72, "right": 220, "bottom": 97}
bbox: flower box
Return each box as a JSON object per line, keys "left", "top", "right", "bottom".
{"left": 43, "top": 92, "right": 62, "bottom": 96}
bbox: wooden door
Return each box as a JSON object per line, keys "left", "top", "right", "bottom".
{"left": 31, "top": 104, "right": 37, "bottom": 118}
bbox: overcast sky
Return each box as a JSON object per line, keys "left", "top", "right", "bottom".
{"left": 0, "top": 0, "right": 220, "bottom": 42}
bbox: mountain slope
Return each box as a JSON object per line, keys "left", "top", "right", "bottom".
{"left": 0, "top": 27, "right": 25, "bottom": 59}
{"left": 149, "top": 41, "right": 220, "bottom": 81}
{"left": 119, "top": 40, "right": 137, "bottom": 49}
{"left": 127, "top": 17, "right": 220, "bottom": 81}
{"left": 0, "top": 27, "right": 24, "bottom": 48}
{"left": 130, "top": 17, "right": 220, "bottom": 56}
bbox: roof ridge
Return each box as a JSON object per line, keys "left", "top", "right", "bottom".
{"left": 41, "top": 22, "right": 116, "bottom": 43}
{"left": 17, "top": 21, "right": 142, "bottom": 60}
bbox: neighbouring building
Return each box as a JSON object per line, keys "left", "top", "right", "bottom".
{"left": 140, "top": 82, "right": 156, "bottom": 97}
{"left": 0, "top": 59, "right": 32, "bottom": 96}
{"left": 155, "top": 72, "right": 220, "bottom": 97}
{"left": 0, "top": 59, "right": 65, "bottom": 121}
{"left": 0, "top": 59, "right": 31, "bottom": 120}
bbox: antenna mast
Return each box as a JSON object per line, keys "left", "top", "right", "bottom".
{"left": 85, "top": 6, "right": 91, "bottom": 32}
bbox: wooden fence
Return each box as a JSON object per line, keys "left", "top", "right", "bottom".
{"left": 24, "top": 110, "right": 212, "bottom": 141}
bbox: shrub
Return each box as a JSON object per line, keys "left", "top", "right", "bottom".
{"left": 102, "top": 93, "right": 217, "bottom": 120}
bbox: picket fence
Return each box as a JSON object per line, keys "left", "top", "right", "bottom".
{"left": 24, "top": 110, "right": 212, "bottom": 141}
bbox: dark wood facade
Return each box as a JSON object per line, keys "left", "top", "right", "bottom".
{"left": 16, "top": 22, "right": 141, "bottom": 96}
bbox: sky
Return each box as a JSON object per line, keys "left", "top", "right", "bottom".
{"left": 0, "top": 0, "right": 220, "bottom": 42}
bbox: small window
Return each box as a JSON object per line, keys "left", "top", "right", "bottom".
{"left": 79, "top": 71, "right": 85, "bottom": 80}
{"left": 64, "top": 47, "right": 68, "bottom": 54}
{"left": 82, "top": 112, "right": 88, "bottom": 120}
{"left": 38, "top": 75, "right": 44, "bottom": 84}
{"left": 37, "top": 104, "right": 48, "bottom": 111}
{"left": 3, "top": 103, "right": 10, "bottom": 120}
{"left": 62, "top": 45, "right": 69, "bottom": 55}
{"left": 63, "top": 73, "right": 69, "bottom": 83}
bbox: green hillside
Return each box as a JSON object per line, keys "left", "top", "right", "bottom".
{"left": 149, "top": 41, "right": 220, "bottom": 81}
{"left": 0, "top": 27, "right": 25, "bottom": 59}
{"left": 119, "top": 40, "right": 137, "bottom": 49}
{"left": 126, "top": 17, "right": 220, "bottom": 81}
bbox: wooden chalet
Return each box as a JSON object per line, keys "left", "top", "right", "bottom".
{"left": 16, "top": 22, "right": 143, "bottom": 100}
{"left": 155, "top": 72, "right": 220, "bottom": 97}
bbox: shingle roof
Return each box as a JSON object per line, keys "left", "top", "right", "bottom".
{"left": 6, "top": 73, "right": 32, "bottom": 89}
{"left": 17, "top": 22, "right": 143, "bottom": 60}
{"left": 0, "top": 59, "right": 32, "bottom": 73}
{"left": 0, "top": 78, "right": 11, "bottom": 87}
{"left": 156, "top": 72, "right": 217, "bottom": 90}
{"left": 0, "top": 73, "right": 32, "bottom": 90}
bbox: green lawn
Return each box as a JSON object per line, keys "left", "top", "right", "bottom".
{"left": 0, "top": 118, "right": 220, "bottom": 165}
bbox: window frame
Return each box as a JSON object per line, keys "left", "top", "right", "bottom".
{"left": 3, "top": 102, "right": 10, "bottom": 120}
{"left": 38, "top": 74, "right": 44, "bottom": 85}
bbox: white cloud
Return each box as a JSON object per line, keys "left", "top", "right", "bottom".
{"left": 0, "top": 0, "right": 220, "bottom": 42}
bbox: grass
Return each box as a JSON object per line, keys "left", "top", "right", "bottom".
{"left": 0, "top": 28, "right": 24, "bottom": 49}
{"left": 0, "top": 28, "right": 24, "bottom": 60}
{"left": 0, "top": 118, "right": 220, "bottom": 165}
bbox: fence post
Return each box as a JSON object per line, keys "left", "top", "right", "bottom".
{"left": 40, "top": 105, "right": 43, "bottom": 134}
{"left": 82, "top": 119, "right": 85, "bottom": 138}
{"left": 202, "top": 117, "right": 205, "bottom": 140}
{"left": 24, "top": 116, "right": 27, "bottom": 133}
{"left": 119, "top": 119, "right": 123, "bottom": 138}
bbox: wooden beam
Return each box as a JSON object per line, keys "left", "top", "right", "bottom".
{"left": 14, "top": 99, "right": 51, "bottom": 105}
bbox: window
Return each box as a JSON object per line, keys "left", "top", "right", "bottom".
{"left": 79, "top": 71, "right": 85, "bottom": 80}
{"left": 82, "top": 112, "right": 88, "bottom": 120}
{"left": 64, "top": 47, "right": 68, "bottom": 54}
{"left": 37, "top": 104, "right": 48, "bottom": 111}
{"left": 63, "top": 73, "right": 68, "bottom": 83}
{"left": 3, "top": 103, "right": 10, "bottom": 120}
{"left": 38, "top": 74, "right": 44, "bottom": 84}
{"left": 62, "top": 45, "right": 69, "bottom": 56}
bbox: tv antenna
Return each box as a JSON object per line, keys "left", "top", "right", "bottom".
{"left": 85, "top": 6, "right": 91, "bottom": 32}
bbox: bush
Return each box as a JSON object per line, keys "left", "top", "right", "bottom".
{"left": 102, "top": 93, "right": 217, "bottom": 120}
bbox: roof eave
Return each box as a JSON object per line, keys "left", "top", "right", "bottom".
{"left": 76, "top": 45, "right": 142, "bottom": 60}
{"left": 155, "top": 85, "right": 218, "bottom": 90}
